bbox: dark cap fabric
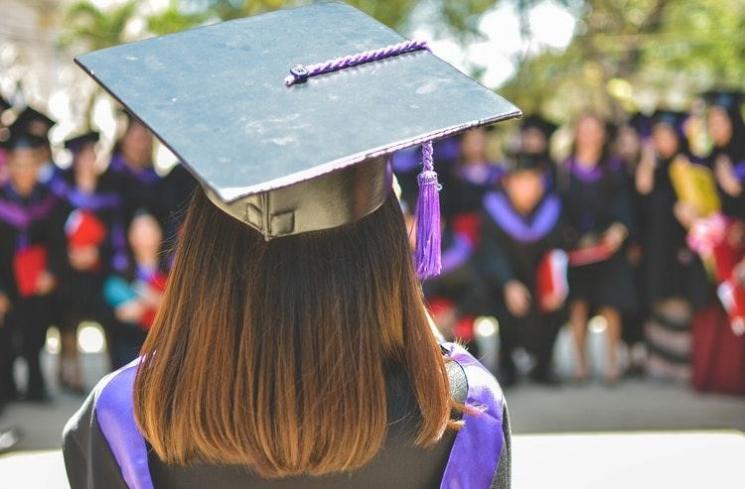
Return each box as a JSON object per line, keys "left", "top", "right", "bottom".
{"left": 12, "top": 106, "right": 56, "bottom": 139}
{"left": 64, "top": 131, "right": 100, "bottom": 153}
{"left": 520, "top": 114, "right": 558, "bottom": 139}
{"left": 702, "top": 90, "right": 744, "bottom": 111}
{"left": 75, "top": 2, "right": 519, "bottom": 240}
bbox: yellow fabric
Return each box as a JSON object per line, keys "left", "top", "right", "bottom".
{"left": 669, "top": 156, "right": 721, "bottom": 217}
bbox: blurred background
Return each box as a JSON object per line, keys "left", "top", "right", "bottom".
{"left": 1, "top": 1, "right": 745, "bottom": 488}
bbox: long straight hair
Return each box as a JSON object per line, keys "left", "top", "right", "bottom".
{"left": 133, "top": 189, "right": 453, "bottom": 478}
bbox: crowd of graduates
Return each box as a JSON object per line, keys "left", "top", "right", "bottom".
{"left": 397, "top": 89, "right": 745, "bottom": 392}
{"left": 1, "top": 88, "right": 745, "bottom": 421}
{"left": 0, "top": 98, "right": 197, "bottom": 412}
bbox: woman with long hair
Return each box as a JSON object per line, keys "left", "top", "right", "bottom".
{"left": 560, "top": 113, "right": 637, "bottom": 383}
{"left": 63, "top": 4, "right": 517, "bottom": 488}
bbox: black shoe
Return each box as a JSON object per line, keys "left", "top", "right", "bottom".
{"left": 0, "top": 427, "right": 22, "bottom": 454}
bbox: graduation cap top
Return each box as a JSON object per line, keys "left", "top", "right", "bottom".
{"left": 520, "top": 114, "right": 558, "bottom": 138}
{"left": 702, "top": 89, "right": 744, "bottom": 112}
{"left": 65, "top": 131, "right": 100, "bottom": 153}
{"left": 75, "top": 2, "right": 520, "bottom": 277}
{"left": 13, "top": 106, "right": 56, "bottom": 139}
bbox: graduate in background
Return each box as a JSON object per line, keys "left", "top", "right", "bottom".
{"left": 560, "top": 113, "right": 637, "bottom": 384}
{"left": 0, "top": 128, "right": 62, "bottom": 402}
{"left": 478, "top": 152, "right": 567, "bottom": 386}
{"left": 11, "top": 106, "right": 65, "bottom": 195}
{"left": 635, "top": 111, "right": 708, "bottom": 381}
{"left": 55, "top": 132, "right": 127, "bottom": 391}
{"left": 703, "top": 90, "right": 745, "bottom": 221}
{"left": 103, "top": 211, "right": 167, "bottom": 369}
{"left": 107, "top": 113, "right": 165, "bottom": 224}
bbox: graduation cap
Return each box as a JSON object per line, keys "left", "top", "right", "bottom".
{"left": 65, "top": 131, "right": 100, "bottom": 154}
{"left": 651, "top": 110, "right": 688, "bottom": 134}
{"left": 702, "top": 90, "right": 744, "bottom": 112}
{"left": 503, "top": 152, "right": 550, "bottom": 174}
{"left": 3, "top": 128, "right": 46, "bottom": 152}
{"left": 626, "top": 112, "right": 652, "bottom": 139}
{"left": 520, "top": 114, "right": 558, "bottom": 139}
{"left": 12, "top": 106, "right": 56, "bottom": 140}
{"left": 74, "top": 2, "right": 520, "bottom": 278}
{"left": 0, "top": 96, "right": 10, "bottom": 113}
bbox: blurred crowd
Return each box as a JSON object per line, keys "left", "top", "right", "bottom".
{"left": 0, "top": 99, "right": 197, "bottom": 411}
{"left": 1, "top": 88, "right": 745, "bottom": 420}
{"left": 396, "top": 90, "right": 745, "bottom": 392}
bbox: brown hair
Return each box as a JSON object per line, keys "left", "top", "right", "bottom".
{"left": 134, "top": 189, "right": 453, "bottom": 478}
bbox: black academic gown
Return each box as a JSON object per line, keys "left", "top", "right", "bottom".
{"left": 63, "top": 357, "right": 511, "bottom": 489}
{"left": 0, "top": 182, "right": 63, "bottom": 399}
{"left": 559, "top": 158, "right": 638, "bottom": 313}
{"left": 106, "top": 153, "right": 166, "bottom": 225}
{"left": 53, "top": 171, "right": 128, "bottom": 332}
{"left": 477, "top": 189, "right": 566, "bottom": 379}
{"left": 639, "top": 155, "right": 708, "bottom": 308}
{"left": 706, "top": 140, "right": 745, "bottom": 222}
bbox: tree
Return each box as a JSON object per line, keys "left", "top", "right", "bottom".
{"left": 501, "top": 0, "right": 745, "bottom": 122}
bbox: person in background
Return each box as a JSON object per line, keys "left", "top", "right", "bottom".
{"left": 478, "top": 153, "right": 567, "bottom": 386}
{"left": 0, "top": 128, "right": 62, "bottom": 402}
{"left": 0, "top": 96, "right": 12, "bottom": 184}
{"left": 615, "top": 112, "right": 649, "bottom": 376}
{"left": 560, "top": 113, "right": 637, "bottom": 384}
{"left": 519, "top": 115, "right": 557, "bottom": 158}
{"left": 447, "top": 127, "right": 503, "bottom": 247}
{"left": 11, "top": 106, "right": 65, "bottom": 196}
{"left": 107, "top": 113, "right": 165, "bottom": 224}
{"left": 702, "top": 90, "right": 745, "bottom": 221}
{"left": 103, "top": 211, "right": 167, "bottom": 369}
{"left": 635, "top": 111, "right": 708, "bottom": 381}
{"left": 55, "top": 132, "right": 127, "bottom": 391}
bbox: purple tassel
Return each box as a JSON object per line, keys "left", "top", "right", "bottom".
{"left": 415, "top": 141, "right": 442, "bottom": 279}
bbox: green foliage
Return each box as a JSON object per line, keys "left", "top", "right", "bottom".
{"left": 61, "top": 0, "right": 139, "bottom": 50}
{"left": 503, "top": 0, "right": 745, "bottom": 121}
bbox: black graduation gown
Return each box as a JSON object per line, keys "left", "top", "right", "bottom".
{"left": 105, "top": 153, "right": 167, "bottom": 225}
{"left": 0, "top": 182, "right": 63, "bottom": 398}
{"left": 54, "top": 171, "right": 129, "bottom": 329}
{"left": 706, "top": 141, "right": 745, "bottom": 222}
{"left": 478, "top": 190, "right": 566, "bottom": 375}
{"left": 559, "top": 158, "right": 638, "bottom": 312}
{"left": 639, "top": 155, "right": 708, "bottom": 308}
{"left": 63, "top": 359, "right": 512, "bottom": 489}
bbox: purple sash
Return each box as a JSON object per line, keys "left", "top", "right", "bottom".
{"left": 109, "top": 154, "right": 161, "bottom": 185}
{"left": 565, "top": 156, "right": 622, "bottom": 183}
{"left": 68, "top": 188, "right": 122, "bottom": 211}
{"left": 95, "top": 359, "right": 154, "bottom": 489}
{"left": 441, "top": 233, "right": 473, "bottom": 275}
{"left": 93, "top": 345, "right": 504, "bottom": 489}
{"left": 484, "top": 191, "right": 561, "bottom": 243}
{"left": 440, "top": 342, "right": 505, "bottom": 489}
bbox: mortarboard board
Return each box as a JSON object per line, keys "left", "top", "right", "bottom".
{"left": 520, "top": 114, "right": 558, "bottom": 139}
{"left": 75, "top": 2, "right": 520, "bottom": 277}
{"left": 702, "top": 90, "right": 745, "bottom": 112}
{"left": 4, "top": 127, "right": 46, "bottom": 152}
{"left": 12, "top": 106, "right": 56, "bottom": 140}
{"left": 65, "top": 131, "right": 100, "bottom": 153}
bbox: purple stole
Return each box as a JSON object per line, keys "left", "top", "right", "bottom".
{"left": 440, "top": 233, "right": 473, "bottom": 275}
{"left": 483, "top": 191, "right": 561, "bottom": 243}
{"left": 0, "top": 185, "right": 58, "bottom": 248}
{"left": 93, "top": 343, "right": 504, "bottom": 489}
{"left": 109, "top": 154, "right": 160, "bottom": 185}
